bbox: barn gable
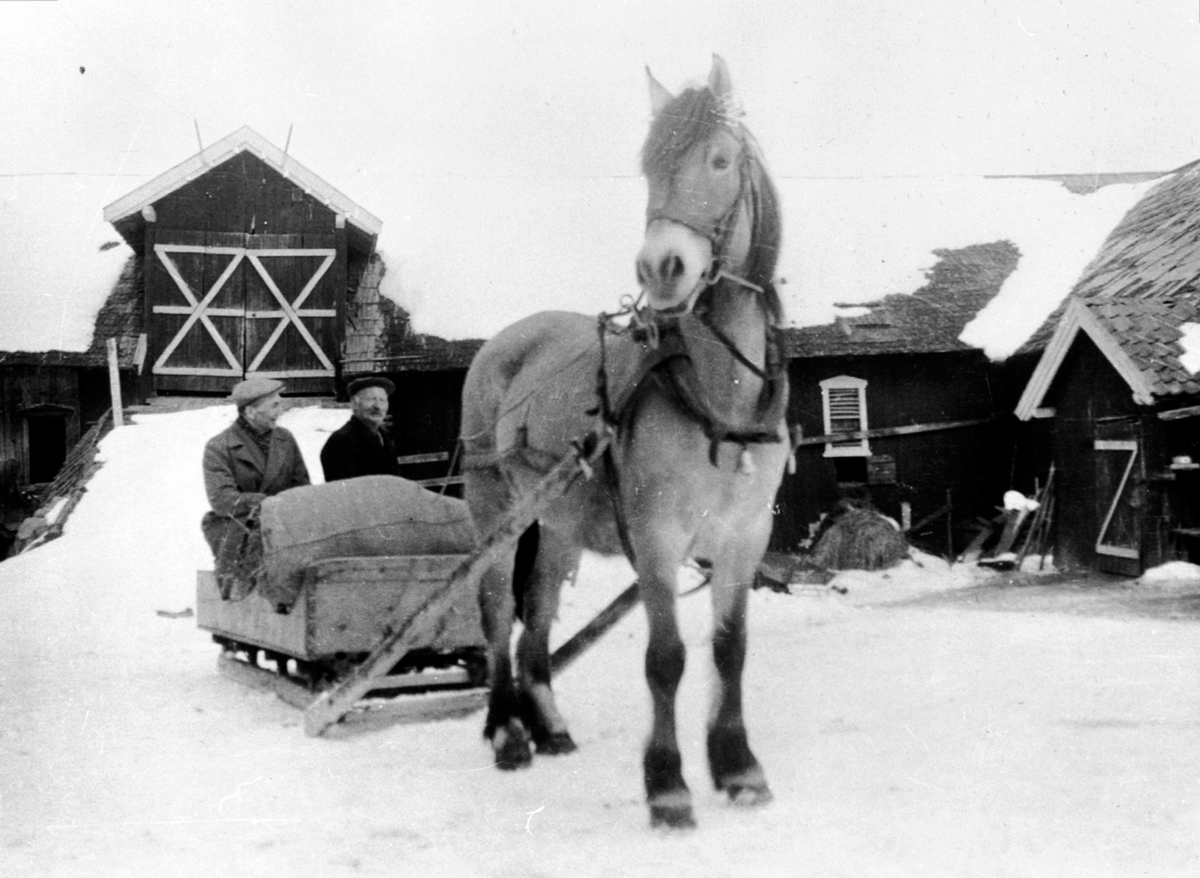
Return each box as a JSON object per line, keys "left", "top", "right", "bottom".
{"left": 102, "top": 127, "right": 381, "bottom": 395}
{"left": 1016, "top": 162, "right": 1200, "bottom": 419}
{"left": 103, "top": 126, "right": 381, "bottom": 251}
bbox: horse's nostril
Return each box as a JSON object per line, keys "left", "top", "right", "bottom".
{"left": 660, "top": 255, "right": 685, "bottom": 282}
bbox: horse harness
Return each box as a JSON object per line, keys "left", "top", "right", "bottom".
{"left": 592, "top": 300, "right": 787, "bottom": 469}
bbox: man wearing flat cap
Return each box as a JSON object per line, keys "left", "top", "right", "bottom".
{"left": 320, "top": 376, "right": 403, "bottom": 482}
{"left": 201, "top": 376, "right": 310, "bottom": 599}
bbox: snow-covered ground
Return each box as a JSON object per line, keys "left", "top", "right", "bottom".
{"left": 3, "top": 407, "right": 1200, "bottom": 877}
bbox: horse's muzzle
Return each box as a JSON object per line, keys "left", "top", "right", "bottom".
{"left": 636, "top": 220, "right": 712, "bottom": 312}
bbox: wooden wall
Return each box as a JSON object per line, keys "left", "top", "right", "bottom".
{"left": 774, "top": 349, "right": 1034, "bottom": 553}
{"left": 0, "top": 363, "right": 138, "bottom": 491}
{"left": 367, "top": 349, "right": 1036, "bottom": 558}
{"left": 151, "top": 152, "right": 338, "bottom": 236}
{"left": 1042, "top": 334, "right": 1158, "bottom": 573}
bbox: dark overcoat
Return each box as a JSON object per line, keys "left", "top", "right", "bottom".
{"left": 319, "top": 415, "right": 402, "bottom": 482}
{"left": 201, "top": 419, "right": 310, "bottom": 595}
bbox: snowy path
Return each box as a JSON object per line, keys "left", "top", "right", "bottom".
{"left": 3, "top": 408, "right": 1200, "bottom": 877}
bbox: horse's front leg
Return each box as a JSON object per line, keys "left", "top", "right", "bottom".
{"left": 637, "top": 556, "right": 693, "bottom": 829}
{"left": 515, "top": 526, "right": 579, "bottom": 755}
{"left": 706, "top": 544, "right": 772, "bottom": 806}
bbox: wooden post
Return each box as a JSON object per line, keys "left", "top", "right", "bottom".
{"left": 106, "top": 338, "right": 124, "bottom": 428}
{"left": 945, "top": 489, "right": 953, "bottom": 559}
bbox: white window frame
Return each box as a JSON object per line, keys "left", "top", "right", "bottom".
{"left": 820, "top": 375, "right": 870, "bottom": 458}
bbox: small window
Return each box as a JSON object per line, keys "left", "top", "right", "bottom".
{"left": 820, "top": 376, "right": 869, "bottom": 458}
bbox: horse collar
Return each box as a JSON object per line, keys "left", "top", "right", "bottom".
{"left": 595, "top": 310, "right": 786, "bottom": 468}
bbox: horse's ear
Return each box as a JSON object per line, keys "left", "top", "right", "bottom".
{"left": 646, "top": 66, "right": 673, "bottom": 116}
{"left": 708, "top": 54, "right": 733, "bottom": 102}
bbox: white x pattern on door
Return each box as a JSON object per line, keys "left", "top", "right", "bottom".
{"left": 152, "top": 244, "right": 337, "bottom": 378}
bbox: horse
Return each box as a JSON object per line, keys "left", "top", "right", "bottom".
{"left": 459, "top": 55, "right": 790, "bottom": 829}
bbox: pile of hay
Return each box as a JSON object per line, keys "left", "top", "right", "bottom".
{"left": 810, "top": 502, "right": 909, "bottom": 571}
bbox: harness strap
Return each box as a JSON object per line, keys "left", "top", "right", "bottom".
{"left": 595, "top": 310, "right": 786, "bottom": 468}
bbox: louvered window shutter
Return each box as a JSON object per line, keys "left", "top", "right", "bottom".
{"left": 820, "top": 376, "right": 870, "bottom": 457}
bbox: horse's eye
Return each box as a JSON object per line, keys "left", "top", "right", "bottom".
{"left": 711, "top": 154, "right": 731, "bottom": 171}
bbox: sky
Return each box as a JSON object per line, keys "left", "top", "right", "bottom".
{"left": 2, "top": 0, "right": 1199, "bottom": 354}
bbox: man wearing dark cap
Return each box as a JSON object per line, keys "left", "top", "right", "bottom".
{"left": 320, "top": 376, "right": 403, "bottom": 482}
{"left": 201, "top": 376, "right": 310, "bottom": 599}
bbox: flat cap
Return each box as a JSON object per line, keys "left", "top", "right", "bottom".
{"left": 229, "top": 376, "right": 283, "bottom": 408}
{"left": 347, "top": 376, "right": 395, "bottom": 397}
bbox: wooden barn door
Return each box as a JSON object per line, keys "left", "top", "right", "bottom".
{"left": 1093, "top": 419, "right": 1145, "bottom": 576}
{"left": 147, "top": 231, "right": 340, "bottom": 394}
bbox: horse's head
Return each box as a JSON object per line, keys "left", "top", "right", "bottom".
{"left": 636, "top": 55, "right": 780, "bottom": 317}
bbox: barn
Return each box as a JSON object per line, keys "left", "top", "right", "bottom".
{"left": 101, "top": 126, "right": 382, "bottom": 397}
{"left": 772, "top": 242, "right": 1041, "bottom": 554}
{"left": 1015, "top": 162, "right": 1200, "bottom": 575}
{"left": 1, "top": 128, "right": 387, "bottom": 555}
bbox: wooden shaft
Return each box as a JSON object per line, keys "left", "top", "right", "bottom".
{"left": 550, "top": 582, "right": 640, "bottom": 677}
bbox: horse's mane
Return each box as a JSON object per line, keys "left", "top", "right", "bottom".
{"left": 640, "top": 88, "right": 727, "bottom": 180}
{"left": 641, "top": 88, "right": 784, "bottom": 325}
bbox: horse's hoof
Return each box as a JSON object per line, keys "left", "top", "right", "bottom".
{"left": 649, "top": 803, "right": 697, "bottom": 830}
{"left": 725, "top": 782, "right": 773, "bottom": 808}
{"left": 491, "top": 726, "right": 533, "bottom": 771}
{"left": 535, "top": 730, "right": 577, "bottom": 756}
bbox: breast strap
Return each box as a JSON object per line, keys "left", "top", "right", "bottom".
{"left": 595, "top": 311, "right": 786, "bottom": 466}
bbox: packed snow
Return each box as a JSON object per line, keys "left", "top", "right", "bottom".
{"left": 4, "top": 406, "right": 1200, "bottom": 876}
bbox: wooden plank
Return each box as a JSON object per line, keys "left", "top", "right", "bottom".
{"left": 339, "top": 688, "right": 487, "bottom": 729}
{"left": 305, "top": 555, "right": 483, "bottom": 655}
{"left": 397, "top": 452, "right": 451, "bottom": 465}
{"left": 793, "top": 415, "right": 999, "bottom": 448}
{"left": 370, "top": 667, "right": 473, "bottom": 689}
{"left": 106, "top": 338, "right": 124, "bottom": 428}
{"left": 413, "top": 476, "right": 466, "bottom": 488}
{"left": 196, "top": 570, "right": 310, "bottom": 657}
{"left": 1159, "top": 405, "right": 1200, "bottom": 422}
{"left": 198, "top": 556, "right": 485, "bottom": 661}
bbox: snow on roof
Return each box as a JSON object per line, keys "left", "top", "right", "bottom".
{"left": 783, "top": 175, "right": 1160, "bottom": 360}
{"left": 0, "top": 164, "right": 1162, "bottom": 360}
{"left": 1180, "top": 323, "right": 1200, "bottom": 374}
{"left": 380, "top": 173, "right": 1159, "bottom": 359}
{"left": 0, "top": 174, "right": 133, "bottom": 353}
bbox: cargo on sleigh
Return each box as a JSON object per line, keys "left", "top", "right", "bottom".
{"left": 196, "top": 476, "right": 488, "bottom": 729}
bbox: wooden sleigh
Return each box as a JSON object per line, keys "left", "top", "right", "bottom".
{"left": 197, "top": 553, "right": 490, "bottom": 730}
{"left": 197, "top": 428, "right": 640, "bottom": 735}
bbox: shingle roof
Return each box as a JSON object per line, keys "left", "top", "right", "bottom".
{"left": 1086, "top": 298, "right": 1200, "bottom": 398}
{"left": 1019, "top": 162, "right": 1200, "bottom": 399}
{"left": 781, "top": 241, "right": 1019, "bottom": 358}
{"left": 84, "top": 255, "right": 143, "bottom": 368}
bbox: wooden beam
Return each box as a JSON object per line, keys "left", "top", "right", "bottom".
{"left": 396, "top": 451, "right": 450, "bottom": 465}
{"left": 106, "top": 338, "right": 124, "bottom": 428}
{"left": 793, "top": 415, "right": 999, "bottom": 449}
{"left": 1159, "top": 405, "right": 1200, "bottom": 422}
{"left": 550, "top": 581, "right": 640, "bottom": 676}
